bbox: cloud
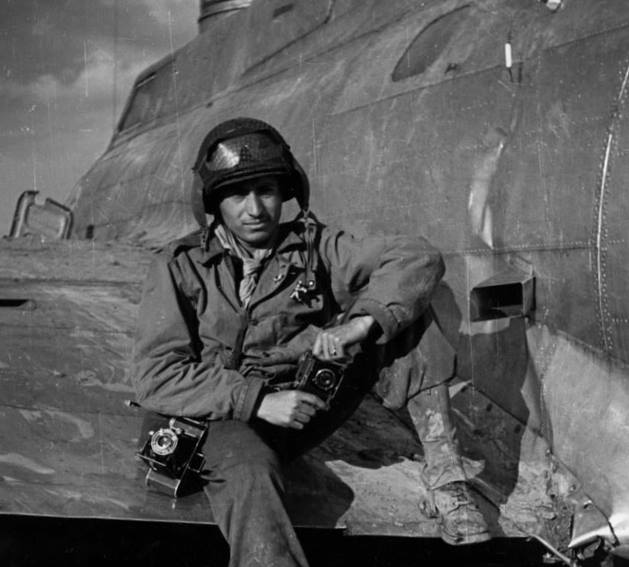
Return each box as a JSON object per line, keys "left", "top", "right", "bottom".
{"left": 1, "top": 42, "right": 151, "bottom": 111}
{"left": 2, "top": 0, "right": 197, "bottom": 84}
{"left": 35, "top": 45, "right": 147, "bottom": 104}
{"left": 96, "top": 0, "right": 197, "bottom": 44}
{"left": 0, "top": 0, "right": 198, "bottom": 107}
{"left": 0, "top": 0, "right": 197, "bottom": 234}
{"left": 31, "top": 14, "right": 55, "bottom": 37}
{"left": 0, "top": 79, "right": 30, "bottom": 101}
{"left": 139, "top": 0, "right": 195, "bottom": 28}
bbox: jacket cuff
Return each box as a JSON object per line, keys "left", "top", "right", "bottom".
{"left": 234, "top": 376, "right": 267, "bottom": 422}
{"left": 349, "top": 298, "right": 399, "bottom": 344}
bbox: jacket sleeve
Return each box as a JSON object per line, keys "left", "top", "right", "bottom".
{"left": 131, "top": 254, "right": 265, "bottom": 420}
{"left": 319, "top": 227, "right": 445, "bottom": 343}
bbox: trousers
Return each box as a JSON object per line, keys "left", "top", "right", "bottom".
{"left": 139, "top": 316, "right": 468, "bottom": 567}
{"left": 202, "top": 420, "right": 308, "bottom": 567}
{"left": 195, "top": 388, "right": 466, "bottom": 567}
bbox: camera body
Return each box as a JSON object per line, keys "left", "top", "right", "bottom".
{"left": 137, "top": 416, "right": 207, "bottom": 497}
{"left": 293, "top": 351, "right": 346, "bottom": 404}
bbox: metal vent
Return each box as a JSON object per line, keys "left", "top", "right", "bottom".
{"left": 470, "top": 271, "right": 535, "bottom": 322}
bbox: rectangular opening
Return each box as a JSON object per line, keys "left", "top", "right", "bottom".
{"left": 470, "top": 273, "right": 535, "bottom": 322}
{"left": 0, "top": 299, "right": 36, "bottom": 310}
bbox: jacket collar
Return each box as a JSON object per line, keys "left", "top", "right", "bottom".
{"left": 197, "top": 222, "right": 306, "bottom": 265}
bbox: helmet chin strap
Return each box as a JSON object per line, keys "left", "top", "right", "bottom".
{"left": 283, "top": 152, "right": 316, "bottom": 292}
{"left": 288, "top": 207, "right": 318, "bottom": 304}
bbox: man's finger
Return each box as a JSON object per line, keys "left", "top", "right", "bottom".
{"left": 321, "top": 336, "right": 330, "bottom": 359}
{"left": 298, "top": 403, "right": 317, "bottom": 417}
{"left": 329, "top": 335, "right": 340, "bottom": 356}
{"left": 294, "top": 411, "right": 312, "bottom": 423}
{"left": 299, "top": 392, "right": 327, "bottom": 410}
{"left": 312, "top": 333, "right": 322, "bottom": 356}
{"left": 330, "top": 338, "right": 344, "bottom": 359}
{"left": 324, "top": 333, "right": 336, "bottom": 358}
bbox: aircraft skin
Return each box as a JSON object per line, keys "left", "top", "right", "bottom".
{"left": 3, "top": 0, "right": 629, "bottom": 563}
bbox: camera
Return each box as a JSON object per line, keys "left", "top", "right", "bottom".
{"left": 293, "top": 351, "right": 346, "bottom": 404}
{"left": 137, "top": 416, "right": 208, "bottom": 497}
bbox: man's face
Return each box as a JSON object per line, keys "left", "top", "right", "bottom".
{"left": 218, "top": 175, "right": 283, "bottom": 249}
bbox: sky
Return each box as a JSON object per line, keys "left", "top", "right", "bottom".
{"left": 0, "top": 0, "right": 198, "bottom": 235}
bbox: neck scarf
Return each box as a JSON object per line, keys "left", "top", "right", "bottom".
{"left": 214, "top": 224, "right": 274, "bottom": 307}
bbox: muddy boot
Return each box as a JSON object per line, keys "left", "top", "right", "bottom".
{"left": 431, "top": 481, "right": 491, "bottom": 545}
{"left": 409, "top": 384, "right": 491, "bottom": 545}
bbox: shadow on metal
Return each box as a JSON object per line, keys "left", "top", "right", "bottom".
{"left": 0, "top": 515, "right": 589, "bottom": 567}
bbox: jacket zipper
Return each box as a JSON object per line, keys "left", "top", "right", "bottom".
{"left": 223, "top": 256, "right": 305, "bottom": 370}
{"left": 227, "top": 308, "right": 250, "bottom": 370}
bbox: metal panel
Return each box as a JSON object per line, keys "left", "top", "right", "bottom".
{"left": 0, "top": 238, "right": 565, "bottom": 539}
{"left": 243, "top": 0, "right": 333, "bottom": 71}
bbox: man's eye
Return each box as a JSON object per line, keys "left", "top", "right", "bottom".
{"left": 223, "top": 188, "right": 248, "bottom": 200}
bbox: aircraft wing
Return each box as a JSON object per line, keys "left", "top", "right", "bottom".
{"left": 0, "top": 237, "right": 573, "bottom": 545}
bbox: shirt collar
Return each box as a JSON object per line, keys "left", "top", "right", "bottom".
{"left": 197, "top": 222, "right": 306, "bottom": 265}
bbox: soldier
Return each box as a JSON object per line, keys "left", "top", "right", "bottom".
{"left": 132, "top": 117, "right": 490, "bottom": 567}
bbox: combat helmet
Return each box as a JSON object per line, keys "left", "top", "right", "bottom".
{"left": 193, "top": 117, "right": 310, "bottom": 214}
{"left": 192, "top": 117, "right": 319, "bottom": 298}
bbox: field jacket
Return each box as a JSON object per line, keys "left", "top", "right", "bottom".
{"left": 132, "top": 221, "right": 445, "bottom": 421}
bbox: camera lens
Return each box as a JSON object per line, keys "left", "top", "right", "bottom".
{"left": 313, "top": 369, "right": 336, "bottom": 391}
{"left": 150, "top": 428, "right": 179, "bottom": 456}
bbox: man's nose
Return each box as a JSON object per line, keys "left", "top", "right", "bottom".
{"left": 245, "top": 192, "right": 263, "bottom": 216}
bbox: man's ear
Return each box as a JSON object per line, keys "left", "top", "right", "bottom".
{"left": 207, "top": 209, "right": 222, "bottom": 224}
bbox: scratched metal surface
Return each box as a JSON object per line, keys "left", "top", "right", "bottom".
{"left": 66, "top": 0, "right": 629, "bottom": 366}
{"left": 0, "top": 238, "right": 430, "bottom": 533}
{"left": 7, "top": 0, "right": 629, "bottom": 552}
{"left": 0, "top": 238, "right": 571, "bottom": 539}
{"left": 62, "top": 0, "right": 629, "bottom": 535}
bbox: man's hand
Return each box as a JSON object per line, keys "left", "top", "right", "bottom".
{"left": 312, "top": 315, "right": 375, "bottom": 360}
{"left": 256, "top": 390, "right": 327, "bottom": 429}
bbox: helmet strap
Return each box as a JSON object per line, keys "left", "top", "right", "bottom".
{"left": 300, "top": 208, "right": 318, "bottom": 291}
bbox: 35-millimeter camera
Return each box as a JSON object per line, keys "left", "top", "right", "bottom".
{"left": 137, "top": 416, "right": 207, "bottom": 498}
{"left": 293, "top": 351, "right": 346, "bottom": 404}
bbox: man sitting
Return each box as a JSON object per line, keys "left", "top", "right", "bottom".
{"left": 132, "top": 117, "right": 490, "bottom": 567}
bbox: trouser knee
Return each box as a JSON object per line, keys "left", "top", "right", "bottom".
{"left": 217, "top": 458, "right": 284, "bottom": 495}
{"left": 203, "top": 420, "right": 283, "bottom": 481}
